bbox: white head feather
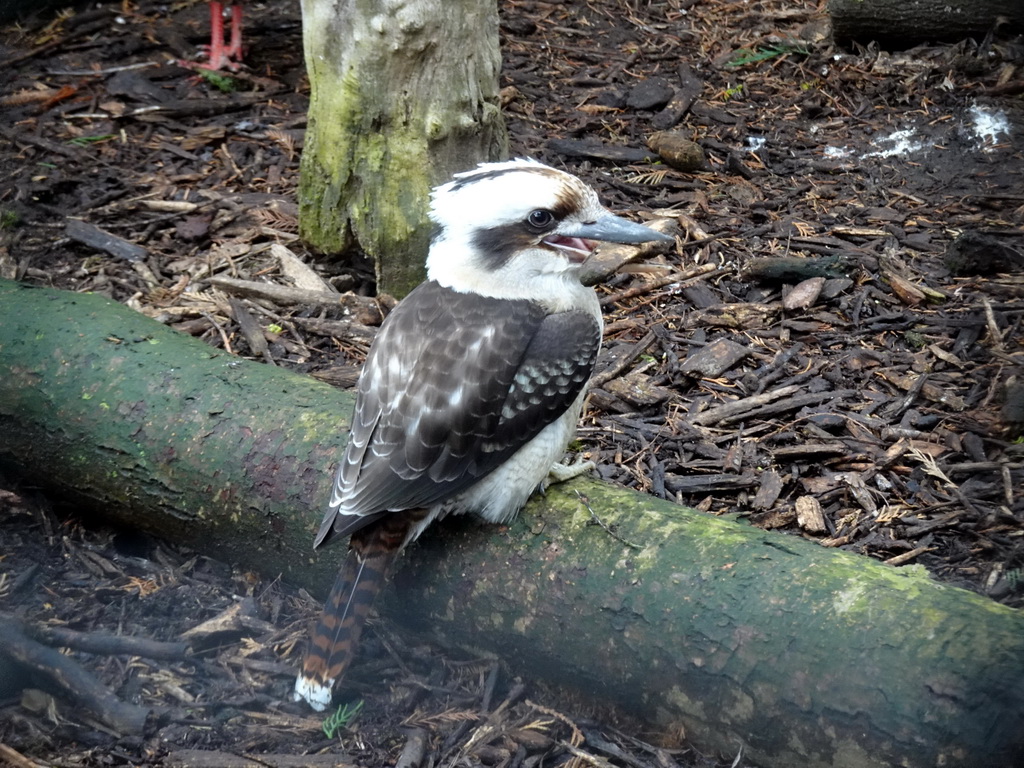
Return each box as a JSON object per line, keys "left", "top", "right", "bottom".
{"left": 426, "top": 159, "right": 607, "bottom": 304}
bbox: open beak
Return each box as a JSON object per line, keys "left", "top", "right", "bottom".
{"left": 543, "top": 214, "right": 673, "bottom": 263}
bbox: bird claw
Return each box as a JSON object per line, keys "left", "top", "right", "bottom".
{"left": 546, "top": 457, "right": 596, "bottom": 486}
{"left": 177, "top": 44, "right": 243, "bottom": 73}
{"left": 177, "top": 1, "right": 244, "bottom": 73}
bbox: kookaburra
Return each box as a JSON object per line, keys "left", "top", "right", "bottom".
{"left": 294, "top": 158, "right": 672, "bottom": 711}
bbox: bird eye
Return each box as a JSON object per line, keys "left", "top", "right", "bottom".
{"left": 526, "top": 209, "right": 555, "bottom": 231}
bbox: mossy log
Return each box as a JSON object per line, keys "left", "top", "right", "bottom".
{"left": 828, "top": 0, "right": 1024, "bottom": 45}
{"left": 0, "top": 279, "right": 1022, "bottom": 768}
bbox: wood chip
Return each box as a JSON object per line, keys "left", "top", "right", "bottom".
{"left": 831, "top": 225, "right": 889, "bottom": 238}
{"left": 686, "top": 302, "right": 779, "bottom": 330}
{"left": 65, "top": 218, "right": 147, "bottom": 262}
{"left": 545, "top": 138, "right": 657, "bottom": 163}
{"left": 680, "top": 338, "right": 750, "bottom": 378}
{"left": 795, "top": 496, "right": 828, "bottom": 532}
{"left": 928, "top": 344, "right": 965, "bottom": 369}
{"left": 272, "top": 243, "right": 336, "bottom": 294}
{"left": 141, "top": 200, "right": 201, "bottom": 212}
{"left": 839, "top": 472, "right": 877, "bottom": 515}
{"left": 782, "top": 276, "right": 826, "bottom": 311}
{"left": 0, "top": 744, "right": 43, "bottom": 768}
{"left": 604, "top": 372, "right": 674, "bottom": 407}
{"left": 743, "top": 256, "right": 852, "bottom": 282}
{"left": 877, "top": 371, "right": 967, "bottom": 411}
{"left": 663, "top": 473, "right": 758, "bottom": 493}
{"left": 228, "top": 298, "right": 273, "bottom": 364}
{"left": 882, "top": 268, "right": 926, "bottom": 306}
{"left": 772, "top": 443, "right": 849, "bottom": 459}
{"left": 694, "top": 387, "right": 857, "bottom": 427}
{"left": 751, "top": 469, "right": 784, "bottom": 510}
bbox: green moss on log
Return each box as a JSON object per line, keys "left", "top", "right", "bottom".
{"left": 0, "top": 281, "right": 349, "bottom": 587}
{"left": 388, "top": 480, "right": 1024, "bottom": 768}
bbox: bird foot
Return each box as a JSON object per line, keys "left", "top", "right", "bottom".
{"left": 176, "top": 45, "right": 243, "bottom": 73}
{"left": 176, "top": 1, "right": 244, "bottom": 73}
{"left": 176, "top": 59, "right": 242, "bottom": 74}
{"left": 547, "top": 456, "right": 596, "bottom": 485}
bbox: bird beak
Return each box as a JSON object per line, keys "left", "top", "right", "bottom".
{"left": 560, "top": 214, "right": 674, "bottom": 245}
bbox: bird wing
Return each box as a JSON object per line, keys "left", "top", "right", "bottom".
{"left": 313, "top": 280, "right": 600, "bottom": 548}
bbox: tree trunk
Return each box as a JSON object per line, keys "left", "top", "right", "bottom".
{"left": 298, "top": 0, "right": 508, "bottom": 297}
{"left": 828, "top": 0, "right": 1024, "bottom": 45}
{"left": 1, "top": 278, "right": 1022, "bottom": 768}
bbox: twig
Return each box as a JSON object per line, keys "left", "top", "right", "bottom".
{"left": 28, "top": 623, "right": 190, "bottom": 661}
{"left": 479, "top": 661, "right": 500, "bottom": 714}
{"left": 0, "top": 125, "right": 80, "bottom": 159}
{"left": 47, "top": 62, "right": 159, "bottom": 76}
{"left": 207, "top": 276, "right": 349, "bottom": 309}
{"left": 0, "top": 743, "right": 51, "bottom": 768}
{"left": 559, "top": 743, "right": 618, "bottom": 768}
{"left": 575, "top": 490, "right": 642, "bottom": 549}
{"left": 0, "top": 618, "right": 150, "bottom": 735}
{"left": 394, "top": 728, "right": 429, "bottom": 768}
{"left": 692, "top": 388, "right": 857, "bottom": 427}
{"left": 599, "top": 263, "right": 719, "bottom": 306}
{"left": 982, "top": 297, "right": 1005, "bottom": 351}
{"left": 525, "top": 699, "right": 584, "bottom": 748}
{"left": 590, "top": 330, "right": 658, "bottom": 388}
{"left": 884, "top": 546, "right": 935, "bottom": 566}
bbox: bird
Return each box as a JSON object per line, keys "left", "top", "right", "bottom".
{"left": 293, "top": 158, "right": 673, "bottom": 711}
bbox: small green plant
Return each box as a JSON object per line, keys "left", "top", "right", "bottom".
{"left": 903, "top": 330, "right": 927, "bottom": 349}
{"left": 322, "top": 700, "right": 363, "bottom": 739}
{"left": 722, "top": 84, "right": 744, "bottom": 101}
{"left": 726, "top": 42, "right": 810, "bottom": 68}
{"left": 0, "top": 209, "right": 19, "bottom": 229}
{"left": 197, "top": 68, "right": 238, "bottom": 93}
{"left": 67, "top": 134, "right": 116, "bottom": 147}
{"left": 1006, "top": 569, "right": 1022, "bottom": 591}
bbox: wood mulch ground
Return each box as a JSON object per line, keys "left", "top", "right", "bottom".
{"left": 1, "top": 0, "right": 1023, "bottom": 766}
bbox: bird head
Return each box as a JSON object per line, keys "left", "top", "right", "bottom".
{"left": 427, "top": 158, "right": 672, "bottom": 300}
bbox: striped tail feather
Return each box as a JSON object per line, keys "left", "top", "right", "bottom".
{"left": 293, "top": 512, "right": 420, "bottom": 711}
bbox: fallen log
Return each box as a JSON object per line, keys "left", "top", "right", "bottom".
{"left": 828, "top": 0, "right": 1024, "bottom": 46}
{"left": 0, "top": 278, "right": 1022, "bottom": 768}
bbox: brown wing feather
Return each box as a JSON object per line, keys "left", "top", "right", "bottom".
{"left": 314, "top": 281, "right": 599, "bottom": 550}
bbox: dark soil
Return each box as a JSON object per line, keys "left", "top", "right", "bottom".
{"left": 1, "top": 0, "right": 1023, "bottom": 766}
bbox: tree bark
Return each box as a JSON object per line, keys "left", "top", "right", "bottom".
{"left": 1, "top": 278, "right": 1022, "bottom": 768}
{"left": 298, "top": 0, "right": 508, "bottom": 297}
{"left": 828, "top": 0, "right": 1024, "bottom": 46}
